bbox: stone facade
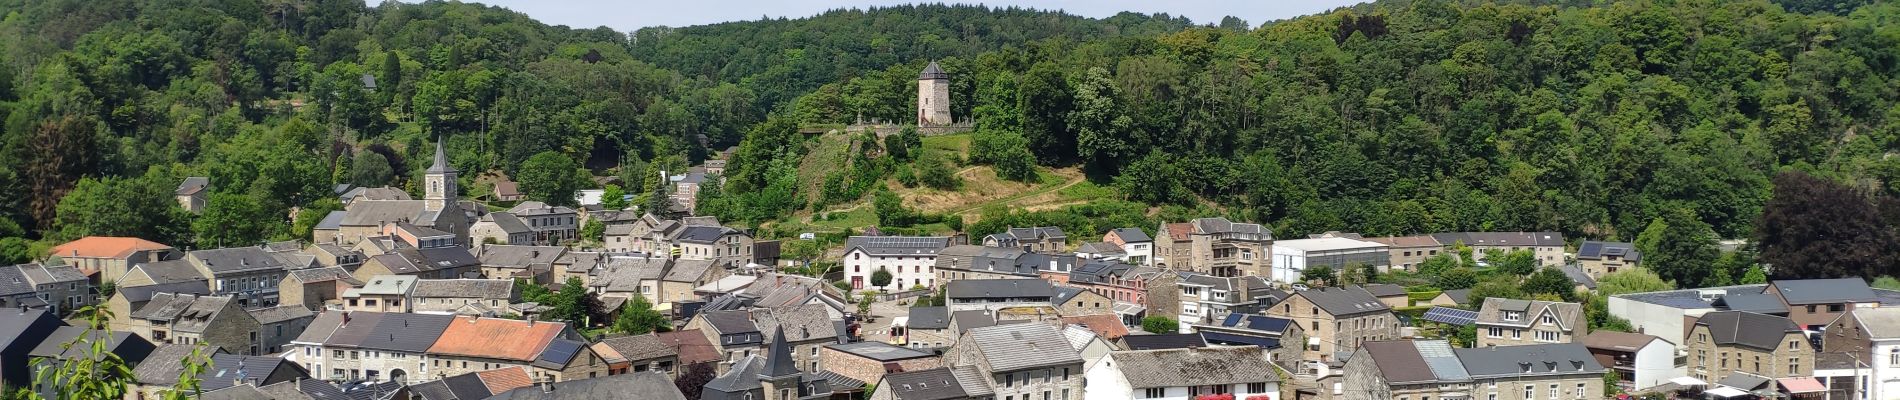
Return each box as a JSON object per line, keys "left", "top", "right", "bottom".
{"left": 1265, "top": 289, "right": 1399, "bottom": 361}
{"left": 1685, "top": 324, "right": 1813, "bottom": 382}
{"left": 819, "top": 346, "right": 941, "bottom": 390}
{"left": 917, "top": 62, "right": 952, "bottom": 126}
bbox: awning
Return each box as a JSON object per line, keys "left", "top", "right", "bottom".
{"left": 1669, "top": 376, "right": 1708, "bottom": 386}
{"left": 1704, "top": 387, "right": 1750, "bottom": 398}
{"left": 1777, "top": 377, "right": 1827, "bottom": 393}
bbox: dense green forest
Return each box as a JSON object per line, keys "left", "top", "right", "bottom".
{"left": 2, "top": 0, "right": 1899, "bottom": 285}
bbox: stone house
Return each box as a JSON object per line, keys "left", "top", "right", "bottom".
{"left": 982, "top": 226, "right": 1067, "bottom": 253}
{"left": 942, "top": 323, "right": 1084, "bottom": 400}
{"left": 305, "top": 243, "right": 364, "bottom": 270}
{"left": 1052, "top": 287, "right": 1113, "bottom": 316}
{"left": 122, "top": 293, "right": 263, "bottom": 355}
{"left": 1575, "top": 240, "right": 1641, "bottom": 278}
{"left": 248, "top": 305, "right": 315, "bottom": 354}
{"left": 933, "top": 245, "right": 1080, "bottom": 287}
{"left": 1082, "top": 346, "right": 1280, "bottom": 400}
{"left": 1820, "top": 307, "right": 1900, "bottom": 399}
{"left": 186, "top": 245, "right": 315, "bottom": 308}
{"left": 1191, "top": 313, "right": 1307, "bottom": 368}
{"left": 470, "top": 212, "right": 536, "bottom": 247}
{"left": 821, "top": 341, "right": 941, "bottom": 389}
{"left": 597, "top": 333, "right": 681, "bottom": 379}
{"left": 1159, "top": 218, "right": 1272, "bottom": 278}
{"left": 174, "top": 176, "right": 209, "bottom": 212}
{"left": 349, "top": 245, "right": 481, "bottom": 281}
{"left": 129, "top": 345, "right": 308, "bottom": 400}
{"left": 590, "top": 256, "right": 670, "bottom": 307}
{"left": 898, "top": 306, "right": 956, "bottom": 350}
{"left": 659, "top": 259, "right": 727, "bottom": 307}
{"left": 1360, "top": 235, "right": 1445, "bottom": 272}
{"left": 47, "top": 236, "right": 175, "bottom": 284}
{"left": 8, "top": 263, "right": 90, "bottom": 314}
{"left": 685, "top": 304, "right": 839, "bottom": 374}
{"left": 1475, "top": 298, "right": 1586, "bottom": 347}
{"left": 673, "top": 225, "right": 754, "bottom": 270}
{"left": 278, "top": 266, "right": 359, "bottom": 310}
{"left": 1265, "top": 286, "right": 1398, "bottom": 361}
{"left": 945, "top": 279, "right": 1056, "bottom": 312}
{"left": 287, "top": 311, "right": 605, "bottom": 385}
{"left": 475, "top": 245, "right": 565, "bottom": 284}
{"left": 699, "top": 326, "right": 849, "bottom": 400}
{"left": 1685, "top": 310, "right": 1813, "bottom": 383}
{"left": 1343, "top": 340, "right": 1605, "bottom": 400}
{"left": 408, "top": 278, "right": 517, "bottom": 315}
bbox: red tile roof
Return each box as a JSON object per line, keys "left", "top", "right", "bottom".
{"left": 50, "top": 237, "right": 172, "bottom": 259}
{"left": 1060, "top": 314, "right": 1130, "bottom": 340}
{"left": 475, "top": 366, "right": 533, "bottom": 395}
{"left": 427, "top": 316, "right": 566, "bottom": 362}
{"left": 1162, "top": 223, "right": 1191, "bottom": 242}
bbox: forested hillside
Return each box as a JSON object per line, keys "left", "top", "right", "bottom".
{"left": 2, "top": 0, "right": 1899, "bottom": 284}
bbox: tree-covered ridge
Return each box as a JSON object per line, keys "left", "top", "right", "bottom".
{"left": 628, "top": 4, "right": 1200, "bottom": 107}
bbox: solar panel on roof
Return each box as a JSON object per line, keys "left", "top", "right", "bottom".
{"left": 540, "top": 339, "right": 583, "bottom": 364}
{"left": 1421, "top": 307, "right": 1478, "bottom": 326}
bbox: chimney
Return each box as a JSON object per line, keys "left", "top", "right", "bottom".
{"left": 539, "top": 378, "right": 554, "bottom": 393}
{"left": 527, "top": 314, "right": 536, "bottom": 326}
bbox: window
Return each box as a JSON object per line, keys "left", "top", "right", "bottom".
{"left": 334, "top": 350, "right": 345, "bottom": 359}
{"left": 1830, "top": 304, "right": 1845, "bottom": 312}
{"left": 1524, "top": 385, "right": 1534, "bottom": 399}
{"left": 1890, "top": 349, "right": 1898, "bottom": 365}
{"left": 1143, "top": 388, "right": 1165, "bottom": 398}
{"left": 1488, "top": 327, "right": 1503, "bottom": 338}
{"left": 1791, "top": 358, "right": 1799, "bottom": 374}
{"left": 1248, "top": 382, "right": 1267, "bottom": 393}
{"left": 1576, "top": 383, "right": 1587, "bottom": 398}
{"left": 1512, "top": 329, "right": 1521, "bottom": 339}
{"left": 1808, "top": 305, "right": 1818, "bottom": 313}
{"left": 1005, "top": 373, "right": 1014, "bottom": 387}
{"left": 1539, "top": 314, "right": 1556, "bottom": 325}
{"left": 1548, "top": 384, "right": 1557, "bottom": 399}
{"left": 1791, "top": 340, "right": 1800, "bottom": 350}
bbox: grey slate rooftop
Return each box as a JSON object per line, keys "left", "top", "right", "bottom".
{"left": 1694, "top": 310, "right": 1801, "bottom": 351}
{"left": 946, "top": 279, "right": 1055, "bottom": 299}
{"left": 825, "top": 341, "right": 933, "bottom": 361}
{"left": 879, "top": 366, "right": 994, "bottom": 400}
{"left": 963, "top": 323, "right": 1083, "bottom": 372}
{"left": 1108, "top": 347, "right": 1277, "bottom": 389}
{"left": 1454, "top": 342, "right": 1604, "bottom": 377}
{"left": 1771, "top": 278, "right": 1877, "bottom": 305}
{"left": 1294, "top": 285, "right": 1391, "bottom": 317}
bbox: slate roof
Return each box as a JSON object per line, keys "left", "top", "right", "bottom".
{"left": 175, "top": 176, "right": 210, "bottom": 196}
{"left": 489, "top": 371, "right": 686, "bottom": 400}
{"left": 880, "top": 366, "right": 993, "bottom": 400}
{"left": 343, "top": 275, "right": 417, "bottom": 296}
{"left": 826, "top": 341, "right": 933, "bottom": 361}
{"left": 116, "top": 281, "right": 211, "bottom": 306}
{"left": 477, "top": 245, "right": 565, "bottom": 269}
{"left": 918, "top": 61, "right": 948, "bottom": 80}
{"left": 247, "top": 305, "right": 314, "bottom": 325}
{"left": 662, "top": 259, "right": 717, "bottom": 283}
{"left": 1363, "top": 283, "right": 1407, "bottom": 298}
{"left": 410, "top": 370, "right": 496, "bottom": 400}
{"left": 1189, "top": 218, "right": 1270, "bottom": 238}
{"left": 1121, "top": 333, "right": 1208, "bottom": 350}
{"left": 1293, "top": 286, "right": 1392, "bottom": 317}
{"left": 339, "top": 200, "right": 433, "bottom": 227}
{"left": 1439, "top": 289, "right": 1471, "bottom": 305}
{"left": 591, "top": 257, "right": 668, "bottom": 293}
{"left": 1430, "top": 231, "right": 1565, "bottom": 247}
{"left": 321, "top": 311, "right": 455, "bottom": 352}
{"left": 674, "top": 226, "right": 742, "bottom": 244}
{"left": 134, "top": 345, "right": 302, "bottom": 392}
{"left": 1111, "top": 347, "right": 1276, "bottom": 388}
{"left": 1453, "top": 343, "right": 1605, "bottom": 377}
{"left": 703, "top": 355, "right": 768, "bottom": 393}
{"left": 427, "top": 139, "right": 455, "bottom": 174}
{"left": 14, "top": 263, "right": 85, "bottom": 286}
{"left": 1108, "top": 228, "right": 1151, "bottom": 243}
{"left": 963, "top": 324, "right": 1082, "bottom": 372}
{"left": 200, "top": 385, "right": 273, "bottom": 400}
{"left": 1476, "top": 298, "right": 1583, "bottom": 330}
{"left": 1716, "top": 372, "right": 1771, "bottom": 390}
{"left": 600, "top": 333, "right": 677, "bottom": 361}
{"left": 27, "top": 326, "right": 149, "bottom": 360}
{"left": 1075, "top": 242, "right": 1124, "bottom": 255}
{"left": 340, "top": 187, "right": 412, "bottom": 203}
{"left": 0, "top": 266, "right": 31, "bottom": 296}
{"left": 369, "top": 247, "right": 479, "bottom": 275}
{"left": 409, "top": 279, "right": 513, "bottom": 299}
{"left": 508, "top": 201, "right": 576, "bottom": 217}
{"left": 751, "top": 304, "right": 840, "bottom": 343}
{"left": 1714, "top": 294, "right": 1788, "bottom": 314}
{"left": 908, "top": 307, "right": 951, "bottom": 330}
{"left": 1576, "top": 241, "right": 1641, "bottom": 262}
{"left": 255, "top": 378, "right": 351, "bottom": 400}
{"left": 846, "top": 236, "right": 951, "bottom": 257}
{"left": 1362, "top": 235, "right": 1442, "bottom": 248}
{"left": 1560, "top": 265, "right": 1597, "bottom": 289}
{"left": 190, "top": 246, "right": 308, "bottom": 274}
{"left": 946, "top": 279, "right": 1055, "bottom": 299}
{"left": 50, "top": 237, "right": 172, "bottom": 259}
{"left": 482, "top": 212, "right": 533, "bottom": 234}
{"left": 1694, "top": 311, "right": 1802, "bottom": 350}
{"left": 1770, "top": 278, "right": 1878, "bottom": 305}
{"left": 286, "top": 266, "right": 358, "bottom": 285}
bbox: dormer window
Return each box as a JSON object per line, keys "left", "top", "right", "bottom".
{"left": 1504, "top": 311, "right": 1521, "bottom": 322}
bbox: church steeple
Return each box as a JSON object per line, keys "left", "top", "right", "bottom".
{"left": 762, "top": 325, "right": 801, "bottom": 378}
{"left": 423, "top": 136, "right": 457, "bottom": 211}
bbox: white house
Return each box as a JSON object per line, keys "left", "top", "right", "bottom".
{"left": 1824, "top": 307, "right": 1900, "bottom": 399}
{"left": 1176, "top": 274, "right": 1247, "bottom": 334}
{"left": 1083, "top": 346, "right": 1280, "bottom": 400}
{"left": 1581, "top": 331, "right": 1681, "bottom": 392}
{"left": 841, "top": 236, "right": 950, "bottom": 292}
{"left": 1105, "top": 228, "right": 1154, "bottom": 266}
{"left": 1268, "top": 237, "right": 1388, "bottom": 284}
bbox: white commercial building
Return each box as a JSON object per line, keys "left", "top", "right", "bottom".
{"left": 841, "top": 236, "right": 950, "bottom": 292}
{"left": 1269, "top": 237, "right": 1389, "bottom": 284}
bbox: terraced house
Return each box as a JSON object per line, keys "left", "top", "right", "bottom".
{"left": 1474, "top": 299, "right": 1586, "bottom": 347}
{"left": 187, "top": 245, "right": 316, "bottom": 307}
{"left": 1344, "top": 340, "right": 1607, "bottom": 400}
{"left": 288, "top": 311, "right": 605, "bottom": 385}
{"left": 1155, "top": 218, "right": 1272, "bottom": 278}
{"left": 943, "top": 324, "right": 1085, "bottom": 400}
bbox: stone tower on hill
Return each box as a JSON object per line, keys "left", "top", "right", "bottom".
{"left": 917, "top": 61, "right": 953, "bottom": 126}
